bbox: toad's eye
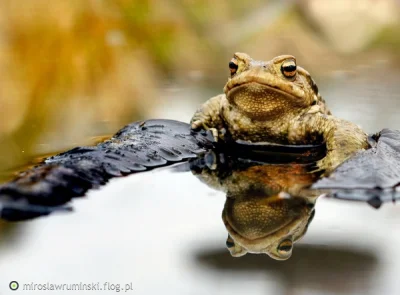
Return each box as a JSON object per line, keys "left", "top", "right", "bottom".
{"left": 229, "top": 58, "right": 238, "bottom": 75}
{"left": 226, "top": 235, "right": 235, "bottom": 248}
{"left": 277, "top": 239, "right": 293, "bottom": 255}
{"left": 281, "top": 59, "right": 297, "bottom": 78}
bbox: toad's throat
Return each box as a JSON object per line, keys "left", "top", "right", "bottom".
{"left": 225, "top": 214, "right": 295, "bottom": 242}
{"left": 226, "top": 82, "right": 305, "bottom": 120}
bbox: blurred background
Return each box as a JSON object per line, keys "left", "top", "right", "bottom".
{"left": 1, "top": 0, "right": 400, "bottom": 178}
{"left": 1, "top": 0, "right": 400, "bottom": 294}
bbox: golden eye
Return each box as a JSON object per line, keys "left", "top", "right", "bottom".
{"left": 226, "top": 237, "right": 235, "bottom": 249}
{"left": 281, "top": 59, "right": 297, "bottom": 78}
{"left": 229, "top": 58, "right": 238, "bottom": 75}
{"left": 277, "top": 239, "right": 293, "bottom": 254}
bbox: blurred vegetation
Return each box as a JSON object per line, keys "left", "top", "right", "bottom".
{"left": 0, "top": 0, "right": 399, "bottom": 181}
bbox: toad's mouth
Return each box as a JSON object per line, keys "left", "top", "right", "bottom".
{"left": 225, "top": 80, "right": 292, "bottom": 96}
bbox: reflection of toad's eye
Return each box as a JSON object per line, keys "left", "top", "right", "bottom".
{"left": 277, "top": 239, "right": 293, "bottom": 254}
{"left": 229, "top": 58, "right": 239, "bottom": 75}
{"left": 281, "top": 59, "right": 297, "bottom": 78}
{"left": 226, "top": 235, "right": 235, "bottom": 248}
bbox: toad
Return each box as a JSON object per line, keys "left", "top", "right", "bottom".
{"left": 191, "top": 53, "right": 369, "bottom": 174}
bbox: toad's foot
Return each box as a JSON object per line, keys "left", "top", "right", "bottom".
{"left": 314, "top": 153, "right": 342, "bottom": 176}
{"left": 314, "top": 148, "right": 362, "bottom": 177}
{"left": 190, "top": 94, "right": 225, "bottom": 141}
{"left": 190, "top": 120, "right": 220, "bottom": 142}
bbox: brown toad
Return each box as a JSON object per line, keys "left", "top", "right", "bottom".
{"left": 191, "top": 53, "right": 369, "bottom": 174}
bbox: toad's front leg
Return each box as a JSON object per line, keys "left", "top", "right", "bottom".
{"left": 319, "top": 118, "right": 369, "bottom": 175}
{"left": 190, "top": 94, "right": 226, "bottom": 141}
{"left": 289, "top": 114, "right": 369, "bottom": 176}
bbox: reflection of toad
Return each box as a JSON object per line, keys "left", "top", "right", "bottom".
{"left": 190, "top": 151, "right": 322, "bottom": 260}
{"left": 191, "top": 53, "right": 369, "bottom": 174}
{"left": 223, "top": 193, "right": 315, "bottom": 260}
